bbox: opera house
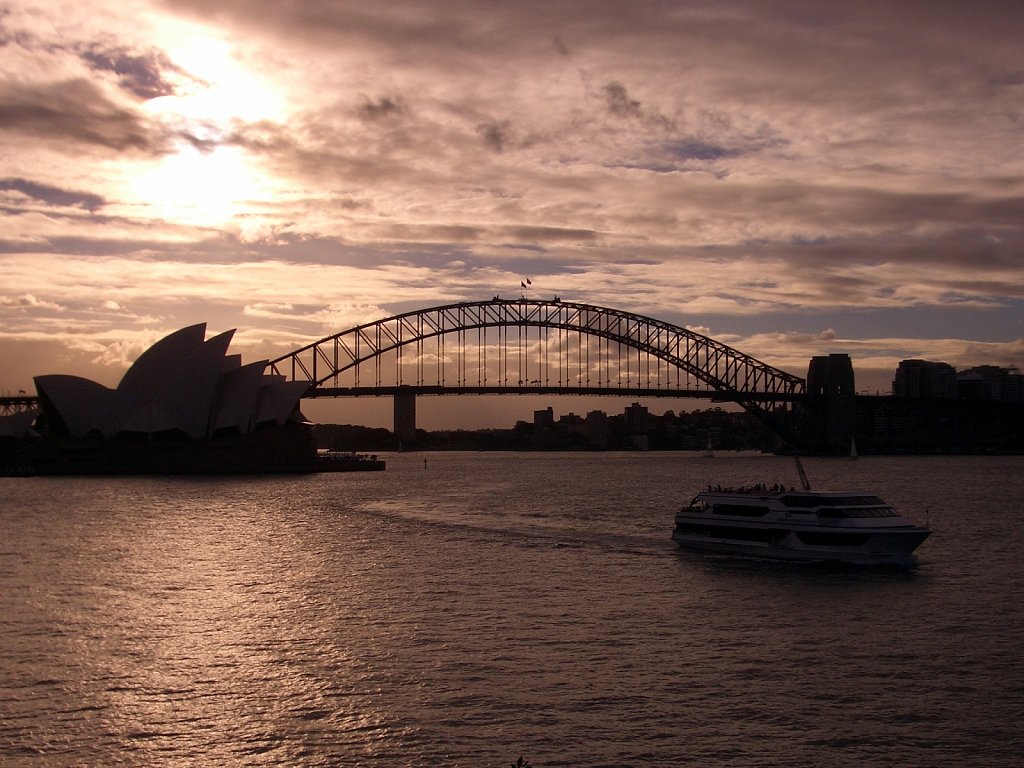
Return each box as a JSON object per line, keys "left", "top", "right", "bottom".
{"left": 0, "top": 324, "right": 316, "bottom": 474}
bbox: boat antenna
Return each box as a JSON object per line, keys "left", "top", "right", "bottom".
{"left": 791, "top": 445, "right": 811, "bottom": 491}
{"left": 722, "top": 391, "right": 811, "bottom": 491}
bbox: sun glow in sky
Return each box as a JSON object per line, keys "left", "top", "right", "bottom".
{"left": 1, "top": 0, "right": 1022, "bottom": 428}
{"left": 129, "top": 27, "right": 289, "bottom": 229}
{"left": 155, "top": 34, "right": 285, "bottom": 125}
{"left": 129, "top": 143, "right": 276, "bottom": 229}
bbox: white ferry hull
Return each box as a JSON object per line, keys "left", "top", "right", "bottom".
{"left": 672, "top": 489, "right": 930, "bottom": 565}
{"left": 672, "top": 524, "right": 929, "bottom": 565}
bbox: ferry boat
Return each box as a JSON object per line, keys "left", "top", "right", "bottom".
{"left": 315, "top": 450, "right": 385, "bottom": 472}
{"left": 672, "top": 486, "right": 930, "bottom": 565}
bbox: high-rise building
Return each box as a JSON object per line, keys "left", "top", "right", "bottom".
{"left": 893, "top": 359, "right": 958, "bottom": 398}
{"left": 533, "top": 406, "right": 554, "bottom": 428}
{"left": 958, "top": 365, "right": 1024, "bottom": 402}
{"left": 624, "top": 402, "right": 649, "bottom": 435}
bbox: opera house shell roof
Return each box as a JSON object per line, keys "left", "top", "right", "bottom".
{"left": 33, "top": 324, "right": 309, "bottom": 441}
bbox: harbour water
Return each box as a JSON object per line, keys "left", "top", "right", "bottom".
{"left": 2, "top": 452, "right": 1022, "bottom": 767}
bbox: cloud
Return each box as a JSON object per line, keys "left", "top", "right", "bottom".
{"left": 0, "top": 1, "right": 1022, "bottom": 416}
{"left": 741, "top": 330, "right": 1024, "bottom": 393}
{"left": 84, "top": 334, "right": 167, "bottom": 369}
{"left": 477, "top": 120, "right": 513, "bottom": 153}
{"left": 242, "top": 302, "right": 296, "bottom": 319}
{"left": 603, "top": 81, "right": 642, "bottom": 119}
{"left": 78, "top": 44, "right": 180, "bottom": 99}
{"left": 2, "top": 293, "right": 66, "bottom": 312}
{"left": 0, "top": 178, "right": 106, "bottom": 212}
{"left": 0, "top": 78, "right": 164, "bottom": 152}
{"left": 358, "top": 95, "right": 408, "bottom": 121}
{"left": 664, "top": 140, "right": 737, "bottom": 162}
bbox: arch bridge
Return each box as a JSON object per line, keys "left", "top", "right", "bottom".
{"left": 269, "top": 298, "right": 806, "bottom": 441}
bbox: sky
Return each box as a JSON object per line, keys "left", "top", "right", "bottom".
{"left": 1, "top": 0, "right": 1022, "bottom": 429}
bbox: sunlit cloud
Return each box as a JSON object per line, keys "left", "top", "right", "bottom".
{"left": 1, "top": 293, "right": 66, "bottom": 312}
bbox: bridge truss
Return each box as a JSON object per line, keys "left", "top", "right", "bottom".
{"left": 0, "top": 395, "right": 37, "bottom": 416}
{"left": 269, "top": 299, "right": 806, "bottom": 437}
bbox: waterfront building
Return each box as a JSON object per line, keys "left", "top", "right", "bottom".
{"left": 624, "top": 402, "right": 649, "bottom": 435}
{"left": 533, "top": 406, "right": 554, "bottom": 428}
{"left": 583, "top": 410, "right": 610, "bottom": 448}
{"left": 958, "top": 365, "right": 1024, "bottom": 402}
{"left": 893, "top": 359, "right": 958, "bottom": 398}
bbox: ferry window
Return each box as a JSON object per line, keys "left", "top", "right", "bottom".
{"left": 713, "top": 504, "right": 770, "bottom": 517}
{"left": 843, "top": 496, "right": 886, "bottom": 506}
{"left": 817, "top": 509, "right": 847, "bottom": 518}
{"left": 780, "top": 495, "right": 892, "bottom": 511}
{"left": 779, "top": 495, "right": 818, "bottom": 507}
{"left": 847, "top": 507, "right": 897, "bottom": 518}
{"left": 818, "top": 507, "right": 897, "bottom": 518}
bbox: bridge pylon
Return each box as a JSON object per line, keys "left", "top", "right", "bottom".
{"left": 394, "top": 388, "right": 417, "bottom": 445}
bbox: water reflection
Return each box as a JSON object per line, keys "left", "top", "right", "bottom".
{"left": 2, "top": 455, "right": 1023, "bottom": 766}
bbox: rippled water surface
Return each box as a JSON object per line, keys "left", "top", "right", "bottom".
{"left": 2, "top": 453, "right": 1023, "bottom": 767}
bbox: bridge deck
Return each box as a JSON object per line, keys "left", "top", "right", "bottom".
{"left": 308, "top": 385, "right": 802, "bottom": 402}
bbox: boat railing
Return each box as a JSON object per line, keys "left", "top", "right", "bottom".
{"left": 703, "top": 483, "right": 796, "bottom": 495}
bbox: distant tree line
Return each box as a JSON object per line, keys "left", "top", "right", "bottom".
{"left": 313, "top": 407, "right": 777, "bottom": 452}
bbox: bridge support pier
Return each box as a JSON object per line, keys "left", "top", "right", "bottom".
{"left": 801, "top": 353, "right": 856, "bottom": 454}
{"left": 394, "top": 390, "right": 417, "bottom": 446}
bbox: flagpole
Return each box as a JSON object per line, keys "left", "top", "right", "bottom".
{"left": 520, "top": 277, "right": 532, "bottom": 300}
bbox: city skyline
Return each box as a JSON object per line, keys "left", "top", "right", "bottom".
{"left": 2, "top": 1, "right": 1022, "bottom": 429}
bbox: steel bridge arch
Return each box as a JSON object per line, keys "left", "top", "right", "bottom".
{"left": 269, "top": 298, "right": 806, "bottom": 439}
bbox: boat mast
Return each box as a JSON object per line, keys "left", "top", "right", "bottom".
{"left": 791, "top": 447, "right": 811, "bottom": 491}
{"left": 730, "top": 394, "right": 812, "bottom": 491}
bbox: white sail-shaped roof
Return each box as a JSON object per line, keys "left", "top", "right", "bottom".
{"left": 34, "top": 375, "right": 124, "bottom": 438}
{"left": 254, "top": 380, "right": 309, "bottom": 426}
{"left": 119, "top": 403, "right": 180, "bottom": 435}
{"left": 114, "top": 325, "right": 235, "bottom": 439}
{"left": 33, "top": 324, "right": 305, "bottom": 441}
{"left": 211, "top": 361, "right": 268, "bottom": 434}
{"left": 0, "top": 409, "right": 39, "bottom": 439}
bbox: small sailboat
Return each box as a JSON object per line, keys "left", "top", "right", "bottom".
{"left": 849, "top": 438, "right": 858, "bottom": 460}
{"left": 703, "top": 438, "right": 714, "bottom": 458}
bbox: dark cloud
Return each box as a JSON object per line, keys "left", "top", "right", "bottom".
{"left": 0, "top": 78, "right": 164, "bottom": 152}
{"left": 477, "top": 120, "right": 512, "bottom": 152}
{"left": 178, "top": 127, "right": 222, "bottom": 153}
{"left": 78, "top": 45, "right": 179, "bottom": 100}
{"left": 987, "top": 71, "right": 1024, "bottom": 87}
{"left": 162, "top": 1, "right": 1024, "bottom": 90}
{"left": 163, "top": 0, "right": 561, "bottom": 62}
{"left": 225, "top": 121, "right": 295, "bottom": 153}
{"left": 0, "top": 232, "right": 220, "bottom": 257}
{"left": 227, "top": 121, "right": 421, "bottom": 186}
{"left": 665, "top": 141, "right": 737, "bottom": 162}
{"left": 503, "top": 225, "right": 597, "bottom": 244}
{"left": 603, "top": 81, "right": 641, "bottom": 118}
{"left": 0, "top": 178, "right": 106, "bottom": 211}
{"left": 359, "top": 96, "right": 408, "bottom": 121}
